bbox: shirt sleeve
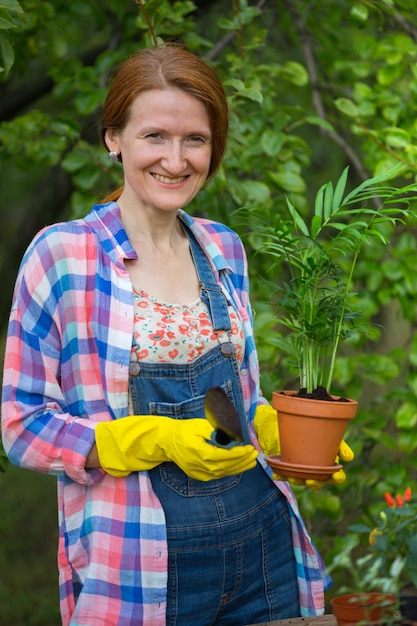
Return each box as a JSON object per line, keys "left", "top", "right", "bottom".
{"left": 1, "top": 231, "right": 106, "bottom": 485}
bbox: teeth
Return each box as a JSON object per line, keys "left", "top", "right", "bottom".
{"left": 153, "top": 174, "right": 186, "bottom": 184}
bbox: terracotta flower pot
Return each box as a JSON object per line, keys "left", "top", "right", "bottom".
{"left": 266, "top": 390, "right": 358, "bottom": 480}
{"left": 331, "top": 592, "right": 398, "bottom": 626}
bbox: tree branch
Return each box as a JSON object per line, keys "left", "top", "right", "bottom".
{"left": 283, "top": 0, "right": 369, "bottom": 183}
{"left": 390, "top": 8, "right": 417, "bottom": 41}
{"left": 205, "top": 0, "right": 267, "bottom": 60}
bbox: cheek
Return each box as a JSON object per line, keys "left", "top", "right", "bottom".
{"left": 125, "top": 147, "right": 150, "bottom": 169}
{"left": 199, "top": 148, "right": 212, "bottom": 172}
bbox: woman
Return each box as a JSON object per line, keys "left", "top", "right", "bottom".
{"left": 2, "top": 45, "right": 346, "bottom": 626}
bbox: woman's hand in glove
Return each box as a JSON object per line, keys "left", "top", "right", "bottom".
{"left": 95, "top": 414, "right": 258, "bottom": 481}
{"left": 253, "top": 404, "right": 354, "bottom": 489}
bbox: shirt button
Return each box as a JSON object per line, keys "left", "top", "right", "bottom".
{"left": 240, "top": 368, "right": 248, "bottom": 376}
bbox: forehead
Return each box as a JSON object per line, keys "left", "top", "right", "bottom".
{"left": 127, "top": 87, "right": 211, "bottom": 130}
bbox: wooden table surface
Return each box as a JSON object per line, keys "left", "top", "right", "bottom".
{"left": 246, "top": 613, "right": 337, "bottom": 626}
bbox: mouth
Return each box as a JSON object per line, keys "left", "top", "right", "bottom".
{"left": 152, "top": 173, "right": 188, "bottom": 184}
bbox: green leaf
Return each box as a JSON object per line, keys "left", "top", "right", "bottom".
{"left": 353, "top": 82, "right": 373, "bottom": 100}
{"left": 384, "top": 128, "right": 410, "bottom": 149}
{"left": 0, "top": 35, "right": 14, "bottom": 74}
{"left": 225, "top": 78, "right": 263, "bottom": 103}
{"left": 282, "top": 60, "right": 308, "bottom": 86}
{"left": 352, "top": 34, "right": 377, "bottom": 60}
{"left": 334, "top": 98, "right": 359, "bottom": 118}
{"left": 217, "top": 17, "right": 235, "bottom": 30}
{"left": 261, "top": 131, "right": 285, "bottom": 156}
{"left": 241, "top": 180, "right": 271, "bottom": 203}
{"left": 358, "top": 100, "right": 376, "bottom": 118}
{"left": 342, "top": 162, "right": 406, "bottom": 205}
{"left": 0, "top": 15, "right": 16, "bottom": 28}
{"left": 0, "top": 0, "right": 24, "bottom": 12}
{"left": 351, "top": 61, "right": 373, "bottom": 79}
{"left": 394, "top": 401, "right": 417, "bottom": 429}
{"left": 74, "top": 90, "right": 107, "bottom": 116}
{"left": 323, "top": 181, "right": 334, "bottom": 219}
{"left": 314, "top": 183, "right": 326, "bottom": 219}
{"left": 398, "top": 429, "right": 417, "bottom": 455}
{"left": 332, "top": 167, "right": 349, "bottom": 213}
{"left": 350, "top": 3, "right": 368, "bottom": 22}
{"left": 285, "top": 197, "right": 309, "bottom": 236}
{"left": 224, "top": 78, "right": 245, "bottom": 91}
{"left": 268, "top": 334, "right": 297, "bottom": 355}
{"left": 238, "top": 87, "right": 263, "bottom": 103}
{"left": 269, "top": 170, "right": 306, "bottom": 194}
{"left": 61, "top": 150, "right": 90, "bottom": 173}
{"left": 305, "top": 116, "right": 335, "bottom": 132}
{"left": 407, "top": 371, "right": 417, "bottom": 397}
{"left": 72, "top": 167, "right": 100, "bottom": 191}
{"left": 310, "top": 214, "right": 322, "bottom": 239}
{"left": 377, "top": 64, "right": 402, "bottom": 86}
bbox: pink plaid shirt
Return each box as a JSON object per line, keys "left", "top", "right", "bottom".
{"left": 2, "top": 203, "right": 330, "bottom": 625}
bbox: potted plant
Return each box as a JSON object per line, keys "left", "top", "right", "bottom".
{"left": 240, "top": 162, "right": 417, "bottom": 479}
{"left": 326, "top": 486, "right": 417, "bottom": 624}
{"left": 348, "top": 486, "right": 417, "bottom": 622}
{"left": 330, "top": 591, "right": 398, "bottom": 626}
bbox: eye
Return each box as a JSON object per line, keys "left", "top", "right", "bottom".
{"left": 186, "top": 135, "right": 209, "bottom": 145}
{"left": 144, "top": 132, "right": 165, "bottom": 142}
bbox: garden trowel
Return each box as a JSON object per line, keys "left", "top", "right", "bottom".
{"left": 204, "top": 386, "right": 249, "bottom": 448}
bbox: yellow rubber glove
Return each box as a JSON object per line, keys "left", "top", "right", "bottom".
{"left": 95, "top": 415, "right": 258, "bottom": 481}
{"left": 253, "top": 404, "right": 354, "bottom": 489}
{"left": 254, "top": 404, "right": 281, "bottom": 456}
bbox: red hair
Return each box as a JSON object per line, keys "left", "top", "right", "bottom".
{"left": 100, "top": 44, "right": 229, "bottom": 201}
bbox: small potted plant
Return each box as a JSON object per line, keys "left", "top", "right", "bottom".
{"left": 330, "top": 591, "right": 398, "bottom": 626}
{"left": 326, "top": 486, "right": 417, "bottom": 624}
{"left": 241, "top": 163, "right": 417, "bottom": 479}
{"left": 348, "top": 486, "right": 417, "bottom": 622}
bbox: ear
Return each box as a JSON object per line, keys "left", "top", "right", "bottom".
{"left": 104, "top": 128, "right": 120, "bottom": 153}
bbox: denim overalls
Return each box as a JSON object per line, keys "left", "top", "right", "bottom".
{"left": 128, "top": 224, "right": 299, "bottom": 625}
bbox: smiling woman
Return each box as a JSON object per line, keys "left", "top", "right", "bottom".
{"left": 2, "top": 44, "right": 334, "bottom": 626}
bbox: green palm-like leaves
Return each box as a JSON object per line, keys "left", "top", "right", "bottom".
{"left": 243, "top": 163, "right": 417, "bottom": 393}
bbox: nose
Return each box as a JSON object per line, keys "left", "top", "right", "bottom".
{"left": 161, "top": 140, "right": 186, "bottom": 174}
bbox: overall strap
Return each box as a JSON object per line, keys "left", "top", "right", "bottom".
{"left": 183, "top": 224, "right": 232, "bottom": 333}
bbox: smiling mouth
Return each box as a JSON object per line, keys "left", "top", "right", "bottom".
{"left": 152, "top": 173, "right": 188, "bottom": 184}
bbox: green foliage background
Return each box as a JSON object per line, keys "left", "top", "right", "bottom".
{"left": 1, "top": 0, "right": 417, "bottom": 623}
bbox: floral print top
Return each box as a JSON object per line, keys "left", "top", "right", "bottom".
{"left": 130, "top": 288, "right": 245, "bottom": 366}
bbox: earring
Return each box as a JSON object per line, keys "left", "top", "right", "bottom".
{"left": 109, "top": 151, "right": 119, "bottom": 162}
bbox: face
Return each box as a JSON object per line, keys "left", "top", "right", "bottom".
{"left": 105, "top": 87, "right": 212, "bottom": 214}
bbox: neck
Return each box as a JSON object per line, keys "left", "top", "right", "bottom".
{"left": 128, "top": 220, "right": 184, "bottom": 255}
{"left": 118, "top": 199, "right": 183, "bottom": 251}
